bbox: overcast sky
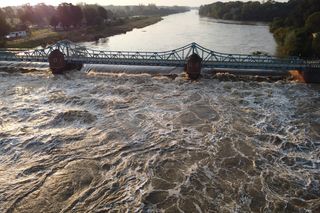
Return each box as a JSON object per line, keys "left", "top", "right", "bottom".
{"left": 0, "top": 0, "right": 288, "bottom": 7}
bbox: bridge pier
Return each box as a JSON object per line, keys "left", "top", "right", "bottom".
{"left": 48, "top": 49, "right": 82, "bottom": 74}
{"left": 14, "top": 40, "right": 318, "bottom": 82}
{"left": 186, "top": 53, "right": 202, "bottom": 80}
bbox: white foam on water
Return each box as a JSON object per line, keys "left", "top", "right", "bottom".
{"left": 0, "top": 68, "right": 319, "bottom": 212}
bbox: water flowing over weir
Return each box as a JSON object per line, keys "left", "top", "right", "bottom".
{"left": 0, "top": 69, "right": 320, "bottom": 212}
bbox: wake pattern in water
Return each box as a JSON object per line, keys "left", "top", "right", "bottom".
{"left": 0, "top": 69, "right": 319, "bottom": 212}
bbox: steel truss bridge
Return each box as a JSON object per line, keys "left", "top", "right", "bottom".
{"left": 0, "top": 40, "right": 319, "bottom": 71}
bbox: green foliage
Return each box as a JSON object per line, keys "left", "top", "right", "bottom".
{"left": 273, "top": 27, "right": 289, "bottom": 45}
{"left": 18, "top": 4, "right": 36, "bottom": 25}
{"left": 199, "top": 1, "right": 288, "bottom": 22}
{"left": 0, "top": 10, "right": 10, "bottom": 36}
{"left": 270, "top": 18, "right": 285, "bottom": 33}
{"left": 0, "top": 10, "right": 10, "bottom": 47}
{"left": 305, "top": 12, "right": 320, "bottom": 33}
{"left": 200, "top": 0, "right": 320, "bottom": 58}
{"left": 97, "top": 6, "right": 109, "bottom": 20}
{"left": 312, "top": 34, "right": 320, "bottom": 57}
{"left": 283, "top": 28, "right": 312, "bottom": 57}
{"left": 1, "top": 3, "right": 187, "bottom": 33}
{"left": 81, "top": 5, "right": 106, "bottom": 26}
{"left": 33, "top": 3, "right": 56, "bottom": 26}
{"left": 49, "top": 16, "right": 59, "bottom": 29}
{"left": 105, "top": 5, "right": 189, "bottom": 17}
{"left": 0, "top": 39, "right": 5, "bottom": 47}
{"left": 57, "top": 3, "right": 83, "bottom": 29}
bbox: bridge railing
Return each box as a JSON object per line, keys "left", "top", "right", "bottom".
{"left": 0, "top": 40, "right": 319, "bottom": 70}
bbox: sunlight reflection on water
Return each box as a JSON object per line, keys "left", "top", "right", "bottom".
{"left": 81, "top": 10, "right": 276, "bottom": 55}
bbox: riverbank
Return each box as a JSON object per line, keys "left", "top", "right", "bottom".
{"left": 5, "top": 16, "right": 162, "bottom": 48}
{"left": 199, "top": 1, "right": 320, "bottom": 58}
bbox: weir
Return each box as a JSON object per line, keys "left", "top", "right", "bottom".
{"left": 0, "top": 40, "right": 319, "bottom": 82}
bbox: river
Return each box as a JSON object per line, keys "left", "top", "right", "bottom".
{"left": 0, "top": 10, "right": 320, "bottom": 213}
{"left": 81, "top": 10, "right": 277, "bottom": 55}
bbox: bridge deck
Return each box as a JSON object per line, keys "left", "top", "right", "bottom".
{"left": 0, "top": 41, "right": 319, "bottom": 71}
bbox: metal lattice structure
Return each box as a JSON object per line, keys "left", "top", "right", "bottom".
{"left": 0, "top": 40, "right": 319, "bottom": 71}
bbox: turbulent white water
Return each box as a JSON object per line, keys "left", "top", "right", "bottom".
{"left": 0, "top": 68, "right": 320, "bottom": 212}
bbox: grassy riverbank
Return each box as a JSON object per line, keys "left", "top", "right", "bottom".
{"left": 6, "top": 16, "right": 162, "bottom": 48}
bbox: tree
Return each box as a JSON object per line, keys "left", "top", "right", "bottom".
{"left": 82, "top": 5, "right": 105, "bottom": 26}
{"left": 83, "top": 6, "right": 98, "bottom": 26}
{"left": 0, "top": 10, "right": 10, "bottom": 36}
{"left": 57, "top": 3, "right": 72, "bottom": 29}
{"left": 0, "top": 10, "right": 10, "bottom": 47}
{"left": 33, "top": 3, "right": 56, "bottom": 26}
{"left": 97, "top": 6, "right": 109, "bottom": 20}
{"left": 2, "top": 7, "right": 15, "bottom": 25}
{"left": 312, "top": 33, "right": 320, "bottom": 57}
{"left": 50, "top": 16, "right": 59, "bottom": 30}
{"left": 305, "top": 12, "right": 320, "bottom": 33}
{"left": 273, "top": 27, "right": 289, "bottom": 46}
{"left": 199, "top": 0, "right": 320, "bottom": 57}
{"left": 57, "top": 3, "right": 82, "bottom": 29}
{"left": 283, "top": 28, "right": 312, "bottom": 57}
{"left": 19, "top": 4, "right": 36, "bottom": 25}
{"left": 70, "top": 5, "right": 83, "bottom": 27}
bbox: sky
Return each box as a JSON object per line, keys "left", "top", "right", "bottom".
{"left": 0, "top": 0, "right": 288, "bottom": 7}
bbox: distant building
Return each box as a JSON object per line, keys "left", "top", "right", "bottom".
{"left": 5, "top": 31, "right": 28, "bottom": 39}
{"left": 55, "top": 23, "right": 64, "bottom": 31}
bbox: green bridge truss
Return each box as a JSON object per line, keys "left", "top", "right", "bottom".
{"left": 0, "top": 40, "right": 319, "bottom": 71}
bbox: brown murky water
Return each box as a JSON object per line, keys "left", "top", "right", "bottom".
{"left": 0, "top": 68, "right": 319, "bottom": 212}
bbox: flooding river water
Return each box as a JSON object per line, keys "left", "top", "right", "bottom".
{"left": 0, "top": 69, "right": 319, "bottom": 212}
{"left": 0, "top": 10, "right": 319, "bottom": 213}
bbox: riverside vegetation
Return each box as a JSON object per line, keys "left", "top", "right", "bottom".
{"left": 199, "top": 0, "right": 320, "bottom": 58}
{"left": 0, "top": 3, "right": 189, "bottom": 48}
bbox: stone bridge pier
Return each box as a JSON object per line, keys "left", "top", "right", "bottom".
{"left": 185, "top": 53, "right": 202, "bottom": 80}
{"left": 48, "top": 49, "right": 82, "bottom": 74}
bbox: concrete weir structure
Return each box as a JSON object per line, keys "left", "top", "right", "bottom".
{"left": 0, "top": 40, "right": 319, "bottom": 82}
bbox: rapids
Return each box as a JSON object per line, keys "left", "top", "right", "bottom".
{"left": 0, "top": 68, "right": 319, "bottom": 212}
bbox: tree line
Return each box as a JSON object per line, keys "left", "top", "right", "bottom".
{"left": 0, "top": 3, "right": 111, "bottom": 31}
{"left": 0, "top": 3, "right": 189, "bottom": 32}
{"left": 199, "top": 0, "right": 289, "bottom": 22}
{"left": 105, "top": 5, "right": 189, "bottom": 17}
{"left": 0, "top": 3, "right": 189, "bottom": 47}
{"left": 0, "top": 9, "right": 10, "bottom": 39}
{"left": 199, "top": 0, "right": 320, "bottom": 58}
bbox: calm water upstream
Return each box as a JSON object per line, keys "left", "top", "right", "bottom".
{"left": 0, "top": 9, "right": 319, "bottom": 213}
{"left": 81, "top": 10, "right": 277, "bottom": 55}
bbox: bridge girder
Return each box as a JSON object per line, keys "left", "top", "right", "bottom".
{"left": 0, "top": 40, "right": 319, "bottom": 71}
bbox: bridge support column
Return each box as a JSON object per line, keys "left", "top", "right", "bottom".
{"left": 48, "top": 49, "right": 83, "bottom": 74}
{"left": 186, "top": 53, "right": 202, "bottom": 80}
